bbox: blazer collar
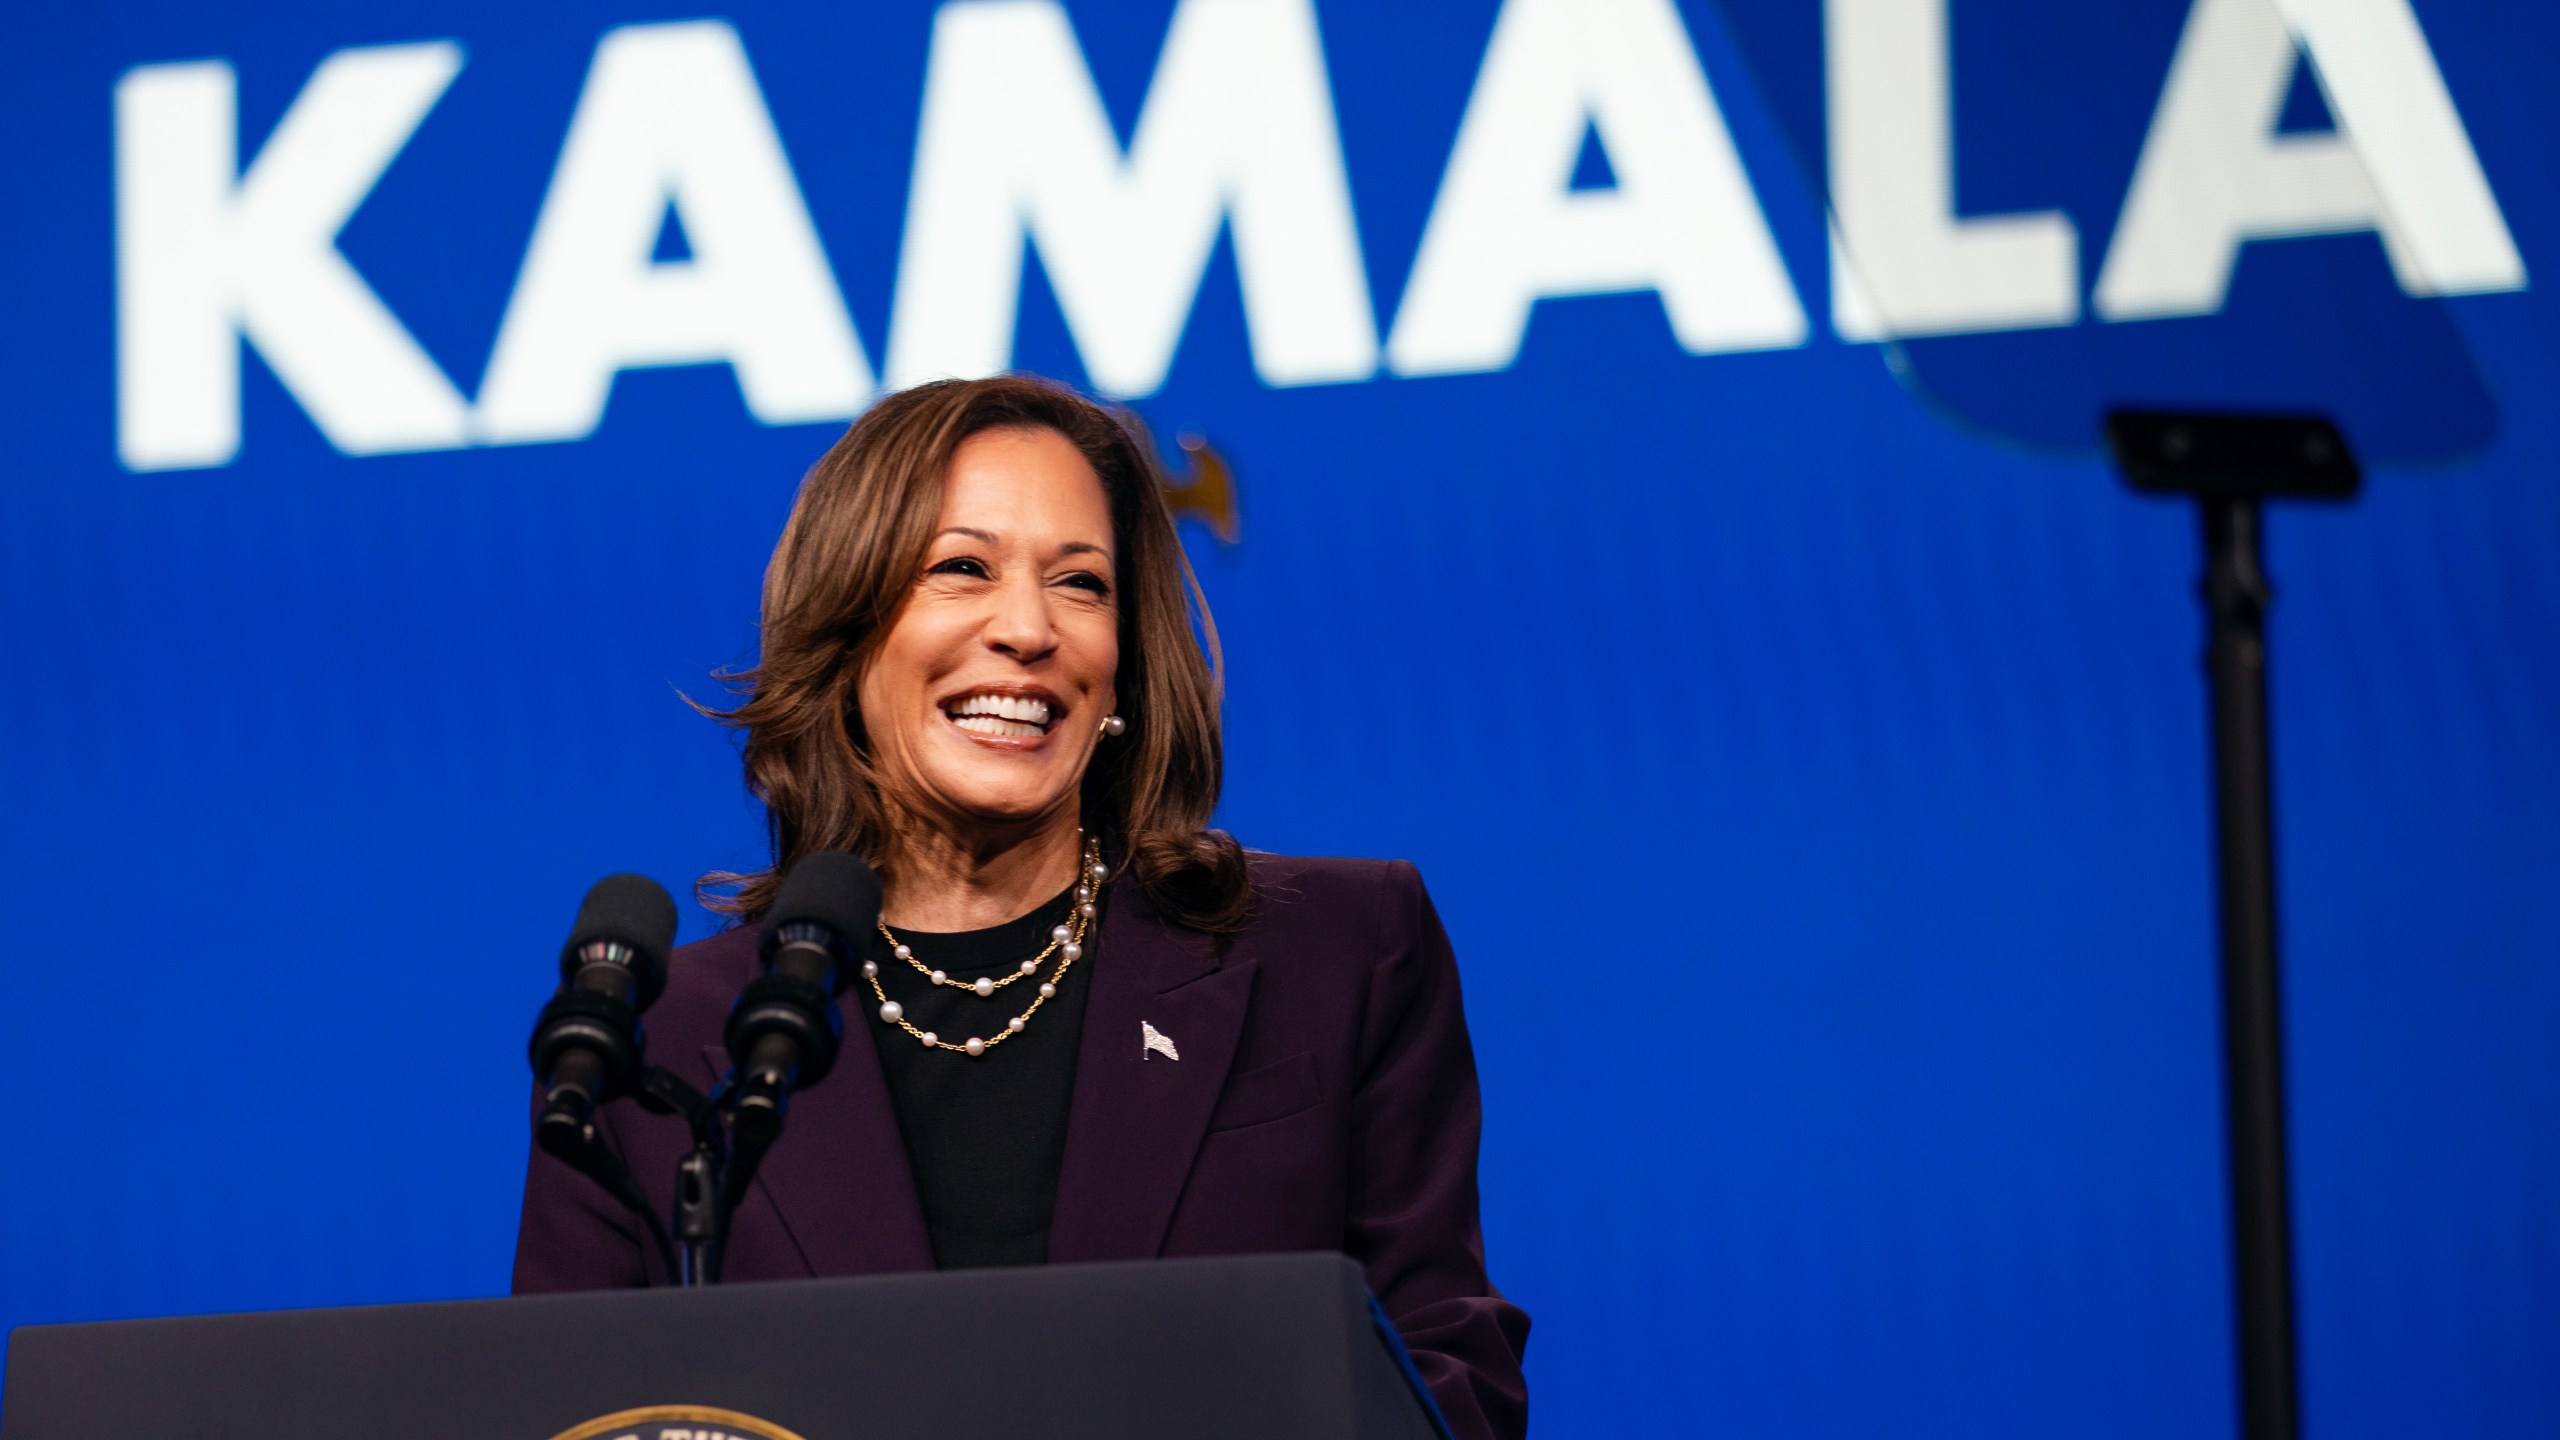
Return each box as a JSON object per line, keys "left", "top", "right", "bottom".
{"left": 1046, "top": 872, "right": 1257, "bottom": 1263}
{"left": 710, "top": 868, "right": 1256, "bottom": 1273}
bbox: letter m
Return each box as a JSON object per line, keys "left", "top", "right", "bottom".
{"left": 884, "top": 0, "right": 1376, "bottom": 397}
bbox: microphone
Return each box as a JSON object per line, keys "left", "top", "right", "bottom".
{"left": 691, "top": 851, "right": 875, "bottom": 1275}
{"left": 528, "top": 874, "right": 678, "bottom": 1156}
{"left": 726, "top": 851, "right": 879, "bottom": 1110}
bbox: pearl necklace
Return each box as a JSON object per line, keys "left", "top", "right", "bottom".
{"left": 864, "top": 837, "right": 1106, "bottom": 1059}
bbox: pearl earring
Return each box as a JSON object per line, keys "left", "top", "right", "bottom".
{"left": 1100, "top": 714, "right": 1127, "bottom": 738}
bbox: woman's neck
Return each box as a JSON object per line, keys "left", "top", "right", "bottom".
{"left": 877, "top": 813, "right": 1085, "bottom": 932}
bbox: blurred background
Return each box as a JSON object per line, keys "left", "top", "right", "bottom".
{"left": 2, "top": 1, "right": 2553, "bottom": 1436}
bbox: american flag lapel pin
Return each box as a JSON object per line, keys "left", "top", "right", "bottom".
{"left": 1141, "top": 1021, "right": 1179, "bottom": 1061}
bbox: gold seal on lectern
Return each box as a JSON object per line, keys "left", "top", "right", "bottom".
{"left": 546, "top": 1404, "right": 811, "bottom": 1440}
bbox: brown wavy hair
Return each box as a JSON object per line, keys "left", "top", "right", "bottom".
{"left": 699, "top": 375, "right": 1250, "bottom": 932}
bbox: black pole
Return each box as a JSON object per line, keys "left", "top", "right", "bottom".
{"left": 630, "top": 1067, "right": 732, "bottom": 1288}
{"left": 2198, "top": 494, "right": 2298, "bottom": 1440}
{"left": 2105, "top": 409, "right": 2357, "bottom": 1440}
{"left": 675, "top": 1143, "right": 721, "bottom": 1287}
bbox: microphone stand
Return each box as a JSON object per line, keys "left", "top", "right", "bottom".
{"left": 624, "top": 1068, "right": 722, "bottom": 1285}
{"left": 541, "top": 1038, "right": 821, "bottom": 1288}
{"left": 537, "top": 859, "right": 864, "bottom": 1286}
{"left": 628, "top": 1067, "right": 778, "bottom": 1287}
{"left": 530, "top": 1066, "right": 771, "bottom": 1286}
{"left": 2106, "top": 411, "right": 2359, "bottom": 1440}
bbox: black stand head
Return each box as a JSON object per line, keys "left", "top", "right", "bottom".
{"left": 2106, "top": 410, "right": 2361, "bottom": 501}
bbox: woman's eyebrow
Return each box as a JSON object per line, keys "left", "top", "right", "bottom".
{"left": 932, "top": 527, "right": 1109, "bottom": 560}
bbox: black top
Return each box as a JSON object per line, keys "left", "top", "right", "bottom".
{"left": 863, "top": 882, "right": 1092, "bottom": 1269}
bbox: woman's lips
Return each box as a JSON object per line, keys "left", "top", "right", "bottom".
{"left": 942, "top": 708, "right": 1054, "bottom": 749}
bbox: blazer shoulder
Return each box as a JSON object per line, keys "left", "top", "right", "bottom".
{"left": 1239, "top": 851, "right": 1434, "bottom": 960}
{"left": 668, "top": 923, "right": 759, "bottom": 987}
{"left": 646, "top": 924, "right": 760, "bottom": 1049}
{"left": 1246, "top": 850, "right": 1426, "bottom": 905}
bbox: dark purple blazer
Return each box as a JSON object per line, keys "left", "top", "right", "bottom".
{"left": 513, "top": 854, "right": 1529, "bottom": 1440}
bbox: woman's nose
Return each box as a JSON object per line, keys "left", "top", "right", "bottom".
{"left": 982, "top": 572, "right": 1059, "bottom": 661}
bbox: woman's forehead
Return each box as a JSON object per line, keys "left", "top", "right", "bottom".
{"left": 935, "top": 427, "right": 1114, "bottom": 547}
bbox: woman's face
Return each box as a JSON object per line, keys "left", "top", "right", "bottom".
{"left": 857, "top": 425, "right": 1121, "bottom": 840}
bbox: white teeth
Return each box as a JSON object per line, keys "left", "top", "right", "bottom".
{"left": 953, "top": 714, "right": 1044, "bottom": 738}
{"left": 948, "top": 693, "right": 1052, "bottom": 727}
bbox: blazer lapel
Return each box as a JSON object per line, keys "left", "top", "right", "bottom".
{"left": 1047, "top": 878, "right": 1256, "bottom": 1263}
{"left": 699, "top": 1019, "right": 934, "bottom": 1277}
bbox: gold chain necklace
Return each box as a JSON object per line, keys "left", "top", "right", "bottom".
{"left": 863, "top": 836, "right": 1106, "bottom": 1058}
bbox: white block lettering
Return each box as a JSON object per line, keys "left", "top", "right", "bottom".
{"left": 475, "top": 21, "right": 871, "bottom": 444}
{"left": 884, "top": 0, "right": 1376, "bottom": 398}
{"left": 1825, "top": 0, "right": 2079, "bottom": 340}
{"left": 2094, "top": 0, "right": 2524, "bottom": 321}
{"left": 1384, "top": 0, "right": 1804, "bottom": 376}
{"left": 115, "top": 44, "right": 472, "bottom": 470}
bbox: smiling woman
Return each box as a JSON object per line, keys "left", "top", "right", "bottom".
{"left": 511, "top": 376, "right": 1528, "bottom": 1440}
{"left": 704, "top": 378, "right": 1244, "bottom": 933}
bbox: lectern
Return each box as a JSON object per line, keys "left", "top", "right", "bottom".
{"left": 3, "top": 1253, "right": 1449, "bottom": 1440}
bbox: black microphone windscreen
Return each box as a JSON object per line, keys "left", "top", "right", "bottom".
{"left": 563, "top": 873, "right": 679, "bottom": 986}
{"left": 760, "top": 851, "right": 884, "bottom": 955}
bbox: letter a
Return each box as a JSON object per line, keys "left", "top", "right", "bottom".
{"left": 1386, "top": 0, "right": 1804, "bottom": 376}
{"left": 2095, "top": 0, "right": 2523, "bottom": 321}
{"left": 476, "top": 21, "right": 872, "bottom": 444}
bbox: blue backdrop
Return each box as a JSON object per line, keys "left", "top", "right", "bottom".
{"left": 3, "top": 2, "right": 2554, "bottom": 1437}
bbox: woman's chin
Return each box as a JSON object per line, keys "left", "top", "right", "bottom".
{"left": 914, "top": 771, "right": 1078, "bottom": 833}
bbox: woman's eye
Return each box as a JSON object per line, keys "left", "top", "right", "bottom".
{"left": 1061, "top": 571, "right": 1112, "bottom": 596}
{"left": 928, "top": 557, "right": 989, "bottom": 579}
